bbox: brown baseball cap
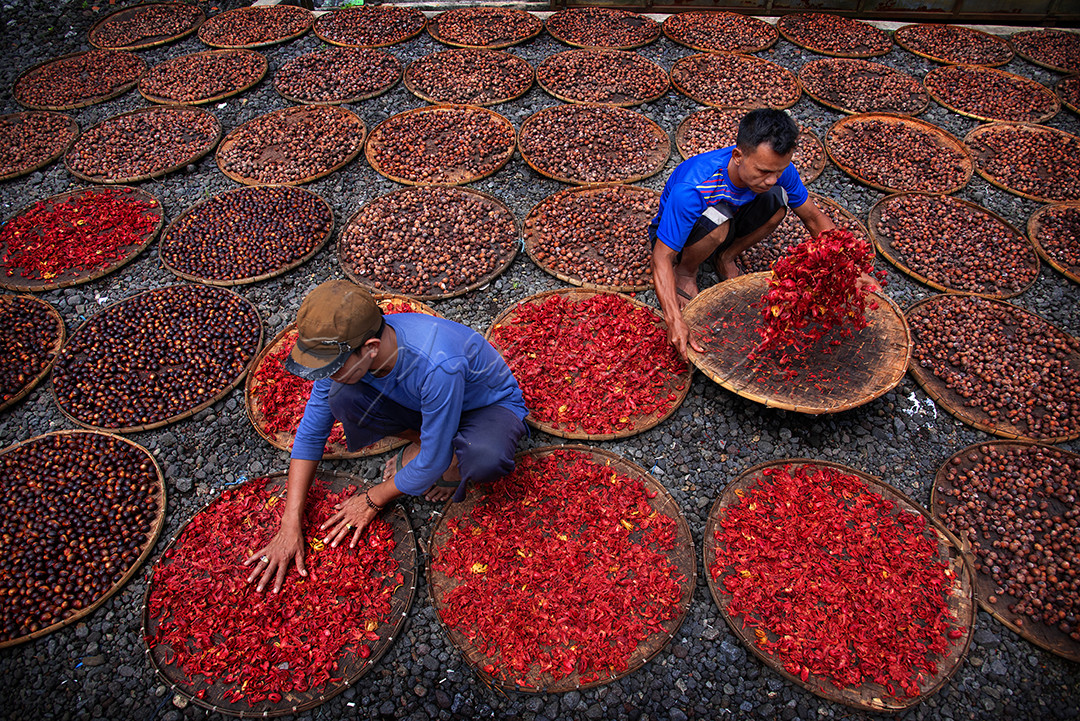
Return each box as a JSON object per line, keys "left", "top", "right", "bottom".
{"left": 285, "top": 280, "right": 383, "bottom": 380}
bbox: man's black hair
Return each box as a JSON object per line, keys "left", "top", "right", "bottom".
{"left": 735, "top": 109, "right": 799, "bottom": 156}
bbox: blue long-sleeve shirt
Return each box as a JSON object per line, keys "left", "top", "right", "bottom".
{"left": 291, "top": 314, "right": 528, "bottom": 495}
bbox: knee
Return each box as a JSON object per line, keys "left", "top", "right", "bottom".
{"left": 455, "top": 436, "right": 518, "bottom": 484}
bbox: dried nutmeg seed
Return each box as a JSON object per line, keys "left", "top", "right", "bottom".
{"left": 217, "top": 105, "right": 364, "bottom": 185}
{"left": 671, "top": 53, "right": 799, "bottom": 109}
{"left": 313, "top": 5, "right": 426, "bottom": 47}
{"left": 198, "top": 5, "right": 310, "bottom": 48}
{"left": 966, "top": 123, "right": 1080, "bottom": 202}
{"left": 140, "top": 49, "right": 266, "bottom": 104}
{"left": 430, "top": 7, "right": 541, "bottom": 48}
{"left": 1010, "top": 28, "right": 1080, "bottom": 73}
{"left": 406, "top": 49, "right": 531, "bottom": 105}
{"left": 66, "top": 106, "right": 219, "bottom": 182}
{"left": 14, "top": 50, "right": 145, "bottom": 109}
{"left": 828, "top": 117, "right": 969, "bottom": 193}
{"left": 161, "top": 186, "right": 332, "bottom": 283}
{"left": 936, "top": 443, "right": 1080, "bottom": 642}
{"left": 1033, "top": 204, "right": 1080, "bottom": 276}
{"left": 526, "top": 185, "right": 658, "bottom": 288}
{"left": 0, "top": 111, "right": 76, "bottom": 179}
{"left": 777, "top": 12, "right": 891, "bottom": 57}
{"left": 0, "top": 432, "right": 161, "bottom": 642}
{"left": 275, "top": 46, "right": 400, "bottom": 104}
{"left": 537, "top": 49, "right": 666, "bottom": 106}
{"left": 875, "top": 193, "right": 1038, "bottom": 295}
{"left": 519, "top": 105, "right": 667, "bottom": 184}
{"left": 925, "top": 65, "right": 1058, "bottom": 122}
{"left": 894, "top": 23, "right": 1013, "bottom": 66}
{"left": 663, "top": 11, "right": 777, "bottom": 53}
{"left": 52, "top": 284, "right": 261, "bottom": 429}
{"left": 546, "top": 7, "right": 660, "bottom": 49}
{"left": 799, "top": 59, "right": 927, "bottom": 115}
{"left": 90, "top": 3, "right": 203, "bottom": 48}
{"left": 339, "top": 186, "right": 517, "bottom": 297}
{"left": 0, "top": 297, "right": 61, "bottom": 406}
{"left": 909, "top": 295, "right": 1080, "bottom": 440}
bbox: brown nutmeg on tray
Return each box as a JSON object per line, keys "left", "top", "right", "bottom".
{"left": 140, "top": 49, "right": 266, "bottom": 105}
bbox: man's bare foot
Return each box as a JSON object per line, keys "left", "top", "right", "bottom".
{"left": 424, "top": 485, "right": 456, "bottom": 502}
{"left": 715, "top": 256, "right": 742, "bottom": 281}
{"left": 673, "top": 269, "right": 699, "bottom": 309}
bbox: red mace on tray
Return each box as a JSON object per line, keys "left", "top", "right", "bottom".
{"left": 754, "top": 228, "right": 880, "bottom": 359}
{"left": 145, "top": 480, "right": 402, "bottom": 706}
{"left": 713, "top": 464, "right": 965, "bottom": 700}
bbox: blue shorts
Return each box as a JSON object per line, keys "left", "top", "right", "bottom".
{"left": 649, "top": 185, "right": 791, "bottom": 258}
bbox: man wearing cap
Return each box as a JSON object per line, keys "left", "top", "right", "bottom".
{"left": 247, "top": 279, "right": 528, "bottom": 593}
{"left": 650, "top": 108, "right": 838, "bottom": 360}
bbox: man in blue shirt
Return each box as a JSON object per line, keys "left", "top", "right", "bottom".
{"left": 247, "top": 280, "right": 528, "bottom": 593}
{"left": 650, "top": 109, "right": 837, "bottom": 359}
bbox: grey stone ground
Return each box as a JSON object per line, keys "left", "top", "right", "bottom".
{"left": 0, "top": 2, "right": 1078, "bottom": 720}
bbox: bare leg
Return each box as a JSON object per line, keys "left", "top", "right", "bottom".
{"left": 715, "top": 207, "right": 787, "bottom": 281}
{"left": 671, "top": 221, "right": 731, "bottom": 308}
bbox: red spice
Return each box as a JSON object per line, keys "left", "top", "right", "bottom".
{"left": 754, "top": 228, "right": 879, "bottom": 359}
{"left": 431, "top": 450, "right": 686, "bottom": 687}
{"left": 712, "top": 464, "right": 963, "bottom": 699}
{"left": 0, "top": 188, "right": 158, "bottom": 281}
{"left": 145, "top": 478, "right": 402, "bottom": 706}
{"left": 489, "top": 293, "right": 687, "bottom": 435}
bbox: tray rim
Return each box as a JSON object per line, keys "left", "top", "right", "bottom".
{"left": 670, "top": 51, "right": 801, "bottom": 110}
{"left": 427, "top": 6, "right": 543, "bottom": 50}
{"left": 0, "top": 185, "right": 164, "bottom": 292}
{"left": 775, "top": 12, "right": 893, "bottom": 59}
{"left": 1054, "top": 74, "right": 1080, "bottom": 115}
{"left": 535, "top": 48, "right": 669, "bottom": 108}
{"left": 403, "top": 48, "right": 534, "bottom": 108}
{"left": 0, "top": 110, "right": 79, "bottom": 182}
{"left": 64, "top": 104, "right": 221, "bottom": 185}
{"left": 338, "top": 184, "right": 519, "bottom": 301}
{"left": 0, "top": 295, "right": 65, "bottom": 414}
{"left": 964, "top": 121, "right": 1080, "bottom": 203}
{"left": 51, "top": 283, "right": 264, "bottom": 434}
{"left": 158, "top": 184, "right": 333, "bottom": 287}
{"left": 13, "top": 49, "right": 146, "bottom": 111}
{"left": 88, "top": 1, "right": 205, "bottom": 51}
{"left": 215, "top": 104, "right": 365, "bottom": 187}
{"left": 868, "top": 191, "right": 1040, "bottom": 299}
{"left": 797, "top": 57, "right": 929, "bottom": 116}
{"left": 313, "top": 5, "right": 428, "bottom": 48}
{"left": 197, "top": 4, "right": 312, "bottom": 50}
{"left": 1027, "top": 200, "right": 1080, "bottom": 284}
{"left": 545, "top": 7, "right": 661, "bottom": 51}
{"left": 702, "top": 457, "right": 976, "bottom": 713}
{"left": 1009, "top": 28, "right": 1080, "bottom": 74}
{"left": 274, "top": 46, "right": 402, "bottom": 106}
{"left": 0, "top": 429, "right": 165, "bottom": 649}
{"left": 484, "top": 287, "right": 692, "bottom": 440}
{"left": 426, "top": 444, "right": 697, "bottom": 693}
{"left": 924, "top": 64, "right": 1060, "bottom": 124}
{"left": 139, "top": 48, "right": 268, "bottom": 106}
{"left": 893, "top": 23, "right": 1014, "bottom": 67}
{"left": 904, "top": 292, "right": 1080, "bottom": 443}
{"left": 661, "top": 10, "right": 778, "bottom": 54}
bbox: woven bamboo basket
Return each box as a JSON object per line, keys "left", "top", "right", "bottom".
{"left": 0, "top": 111, "right": 79, "bottom": 181}
{"left": 139, "top": 49, "right": 267, "bottom": 106}
{"left": 89, "top": 2, "right": 204, "bottom": 51}
{"left": 0, "top": 296, "right": 65, "bottom": 413}
{"left": 1027, "top": 201, "right": 1080, "bottom": 284}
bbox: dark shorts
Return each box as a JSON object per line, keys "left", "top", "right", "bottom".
{"left": 650, "top": 185, "right": 791, "bottom": 257}
{"left": 328, "top": 383, "right": 526, "bottom": 502}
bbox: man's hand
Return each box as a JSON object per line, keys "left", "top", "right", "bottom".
{"left": 245, "top": 524, "right": 307, "bottom": 594}
{"left": 667, "top": 314, "right": 705, "bottom": 362}
{"left": 321, "top": 493, "right": 379, "bottom": 549}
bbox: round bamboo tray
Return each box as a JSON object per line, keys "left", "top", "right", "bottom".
{"left": 404, "top": 49, "right": 533, "bottom": 107}
{"left": 245, "top": 295, "right": 440, "bottom": 460}
{"left": 704, "top": 458, "right": 976, "bottom": 712}
{"left": 798, "top": 58, "right": 928, "bottom": 116}
{"left": 965, "top": 122, "right": 1080, "bottom": 204}
{"left": 905, "top": 293, "right": 1080, "bottom": 443}
{"left": 683, "top": 273, "right": 911, "bottom": 415}
{"left": 523, "top": 183, "right": 658, "bottom": 293}
{"left": 339, "top": 185, "right": 519, "bottom": 301}
{"left": 428, "top": 445, "right": 695, "bottom": 693}
{"left": 314, "top": 5, "right": 427, "bottom": 48}
{"left": 675, "top": 109, "right": 826, "bottom": 184}
{"left": 143, "top": 470, "right": 417, "bottom": 717}
{"left": 661, "top": 11, "right": 778, "bottom": 54}
{"left": 65, "top": 105, "right": 221, "bottom": 184}
{"left": 670, "top": 52, "right": 800, "bottom": 110}
{"left": 198, "top": 5, "right": 312, "bottom": 50}
{"left": 13, "top": 50, "right": 146, "bottom": 111}
{"left": 518, "top": 104, "right": 670, "bottom": 186}
{"left": 0, "top": 295, "right": 64, "bottom": 414}
{"left": 159, "top": 185, "right": 332, "bottom": 287}
{"left": 139, "top": 49, "right": 267, "bottom": 106}
{"left": 1056, "top": 75, "right": 1080, "bottom": 115}
{"left": 893, "top": 23, "right": 1013, "bottom": 67}
{"left": 216, "top": 105, "right": 365, "bottom": 187}
{"left": 51, "top": 284, "right": 263, "bottom": 434}
{"left": 274, "top": 47, "right": 401, "bottom": 106}
{"left": 0, "top": 186, "right": 164, "bottom": 292}
{"left": 868, "top": 192, "right": 1040, "bottom": 299}
{"left": 0, "top": 430, "right": 164, "bottom": 649}
{"left": 735, "top": 193, "right": 869, "bottom": 275}
{"left": 536, "top": 49, "right": 668, "bottom": 107}
{"left": 924, "top": 65, "right": 1060, "bottom": 124}
{"left": 1028, "top": 201, "right": 1080, "bottom": 284}
{"left": 0, "top": 111, "right": 78, "bottom": 182}
{"left": 826, "top": 113, "right": 972, "bottom": 195}
{"left": 365, "top": 104, "right": 514, "bottom": 186}
{"left": 1009, "top": 28, "right": 1080, "bottom": 74}
{"left": 545, "top": 8, "right": 660, "bottom": 51}
{"left": 485, "top": 288, "right": 691, "bottom": 440}
{"left": 776, "top": 13, "right": 892, "bottom": 59}
{"left": 88, "top": 2, "right": 204, "bottom": 51}
{"left": 428, "top": 7, "right": 543, "bottom": 50}
{"left": 931, "top": 441, "right": 1080, "bottom": 663}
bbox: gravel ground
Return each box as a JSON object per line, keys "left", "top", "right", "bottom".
{"left": 1, "top": 3, "right": 1079, "bottom": 720}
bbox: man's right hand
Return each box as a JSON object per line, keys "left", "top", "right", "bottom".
{"left": 667, "top": 314, "right": 705, "bottom": 362}
{"left": 245, "top": 523, "right": 307, "bottom": 594}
